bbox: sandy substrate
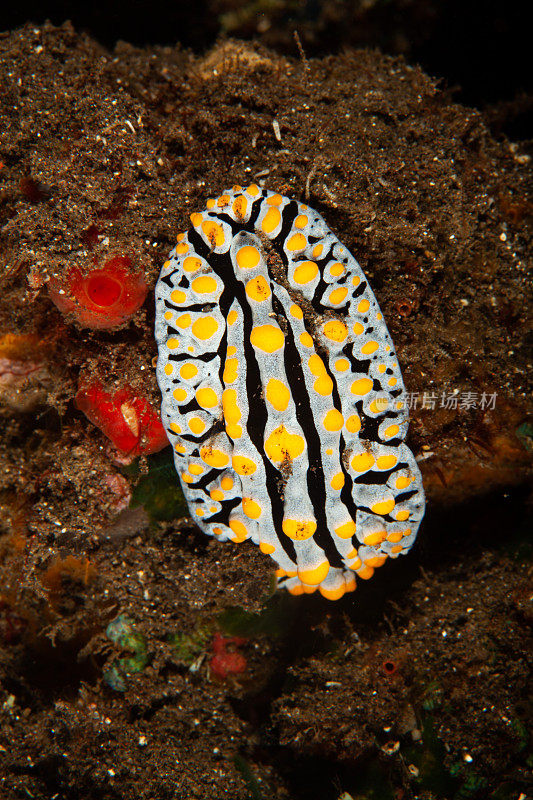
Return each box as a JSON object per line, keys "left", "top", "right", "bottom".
{"left": 0, "top": 22, "right": 531, "bottom": 800}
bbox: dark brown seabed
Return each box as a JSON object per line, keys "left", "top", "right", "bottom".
{"left": 0, "top": 22, "right": 531, "bottom": 800}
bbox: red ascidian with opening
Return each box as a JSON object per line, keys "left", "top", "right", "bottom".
{"left": 75, "top": 380, "right": 168, "bottom": 458}
{"left": 48, "top": 256, "right": 148, "bottom": 329}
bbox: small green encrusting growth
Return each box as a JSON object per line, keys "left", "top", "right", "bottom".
{"left": 103, "top": 615, "right": 148, "bottom": 692}
{"left": 155, "top": 186, "right": 425, "bottom": 599}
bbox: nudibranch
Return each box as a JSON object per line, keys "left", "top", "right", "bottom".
{"left": 154, "top": 186, "right": 425, "bottom": 600}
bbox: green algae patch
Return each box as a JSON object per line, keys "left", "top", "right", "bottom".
{"left": 168, "top": 625, "right": 211, "bottom": 667}
{"left": 103, "top": 615, "right": 149, "bottom": 691}
{"left": 128, "top": 449, "right": 188, "bottom": 522}
{"left": 218, "top": 593, "right": 295, "bottom": 640}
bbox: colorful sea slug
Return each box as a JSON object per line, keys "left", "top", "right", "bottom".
{"left": 155, "top": 186, "right": 425, "bottom": 600}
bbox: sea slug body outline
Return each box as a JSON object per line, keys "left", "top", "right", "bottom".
{"left": 155, "top": 185, "right": 425, "bottom": 600}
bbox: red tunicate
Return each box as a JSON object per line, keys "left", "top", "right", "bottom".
{"left": 48, "top": 255, "right": 148, "bottom": 329}
{"left": 75, "top": 380, "right": 169, "bottom": 456}
{"left": 86, "top": 273, "right": 122, "bottom": 306}
{"left": 395, "top": 299, "right": 415, "bottom": 317}
{"left": 209, "top": 633, "right": 247, "bottom": 681}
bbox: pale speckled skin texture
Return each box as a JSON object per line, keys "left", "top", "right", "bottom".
{"left": 155, "top": 185, "right": 425, "bottom": 600}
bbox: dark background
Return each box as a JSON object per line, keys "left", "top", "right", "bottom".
{"left": 2, "top": 0, "right": 532, "bottom": 139}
